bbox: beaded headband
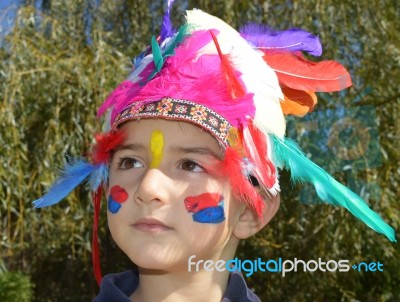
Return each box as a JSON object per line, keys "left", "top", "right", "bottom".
{"left": 114, "top": 98, "right": 233, "bottom": 146}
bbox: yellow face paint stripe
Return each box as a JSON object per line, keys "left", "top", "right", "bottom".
{"left": 150, "top": 130, "right": 164, "bottom": 168}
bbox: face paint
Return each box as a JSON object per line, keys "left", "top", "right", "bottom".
{"left": 184, "top": 193, "right": 225, "bottom": 224}
{"left": 110, "top": 185, "right": 128, "bottom": 202}
{"left": 184, "top": 193, "right": 222, "bottom": 212}
{"left": 192, "top": 207, "right": 225, "bottom": 224}
{"left": 149, "top": 130, "right": 164, "bottom": 168}
{"left": 108, "top": 196, "right": 121, "bottom": 214}
{"left": 108, "top": 185, "right": 128, "bottom": 214}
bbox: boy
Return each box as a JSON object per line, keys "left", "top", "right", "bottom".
{"left": 101, "top": 119, "right": 280, "bottom": 301}
{"left": 34, "top": 6, "right": 395, "bottom": 302}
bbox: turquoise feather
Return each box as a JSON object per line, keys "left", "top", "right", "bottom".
{"left": 151, "top": 35, "right": 164, "bottom": 72}
{"left": 163, "top": 24, "right": 190, "bottom": 58}
{"left": 146, "top": 25, "right": 191, "bottom": 82}
{"left": 270, "top": 135, "right": 396, "bottom": 242}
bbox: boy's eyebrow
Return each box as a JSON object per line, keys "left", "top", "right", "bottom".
{"left": 172, "top": 146, "right": 223, "bottom": 160}
{"left": 112, "top": 143, "right": 223, "bottom": 160}
{"left": 113, "top": 143, "right": 146, "bottom": 153}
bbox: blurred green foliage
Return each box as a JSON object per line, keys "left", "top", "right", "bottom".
{"left": 0, "top": 271, "right": 33, "bottom": 302}
{"left": 0, "top": 0, "right": 398, "bottom": 301}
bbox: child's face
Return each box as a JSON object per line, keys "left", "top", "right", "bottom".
{"left": 107, "top": 119, "right": 243, "bottom": 272}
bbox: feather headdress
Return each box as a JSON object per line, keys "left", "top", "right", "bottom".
{"left": 34, "top": 0, "right": 396, "bottom": 286}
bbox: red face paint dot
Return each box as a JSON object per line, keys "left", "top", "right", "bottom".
{"left": 110, "top": 185, "right": 128, "bottom": 203}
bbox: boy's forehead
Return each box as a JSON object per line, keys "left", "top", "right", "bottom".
{"left": 119, "top": 118, "right": 224, "bottom": 154}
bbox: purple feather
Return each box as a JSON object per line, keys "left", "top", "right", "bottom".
{"left": 160, "top": 0, "right": 176, "bottom": 42}
{"left": 33, "top": 159, "right": 96, "bottom": 208}
{"left": 240, "top": 24, "right": 322, "bottom": 56}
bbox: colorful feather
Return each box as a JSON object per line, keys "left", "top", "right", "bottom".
{"left": 133, "top": 50, "right": 147, "bottom": 70}
{"left": 87, "top": 130, "right": 126, "bottom": 190}
{"left": 242, "top": 124, "right": 278, "bottom": 194}
{"left": 280, "top": 86, "right": 317, "bottom": 116}
{"left": 88, "top": 164, "right": 108, "bottom": 192}
{"left": 33, "top": 159, "right": 97, "bottom": 208}
{"left": 152, "top": 36, "right": 164, "bottom": 72}
{"left": 126, "top": 54, "right": 155, "bottom": 84}
{"left": 207, "top": 147, "right": 265, "bottom": 217}
{"left": 92, "top": 188, "right": 102, "bottom": 285}
{"left": 160, "top": 0, "right": 176, "bottom": 42}
{"left": 146, "top": 25, "right": 191, "bottom": 82}
{"left": 210, "top": 30, "right": 246, "bottom": 99}
{"left": 270, "top": 135, "right": 396, "bottom": 242}
{"left": 240, "top": 24, "right": 322, "bottom": 56}
{"left": 91, "top": 130, "right": 126, "bottom": 165}
{"left": 163, "top": 24, "right": 190, "bottom": 58}
{"left": 186, "top": 9, "right": 286, "bottom": 137}
{"left": 146, "top": 36, "right": 164, "bottom": 81}
{"left": 122, "top": 31, "right": 256, "bottom": 128}
{"left": 263, "top": 52, "right": 352, "bottom": 92}
{"left": 97, "top": 80, "right": 142, "bottom": 118}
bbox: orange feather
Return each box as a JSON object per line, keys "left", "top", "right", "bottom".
{"left": 281, "top": 86, "right": 318, "bottom": 116}
{"left": 263, "top": 52, "right": 352, "bottom": 92}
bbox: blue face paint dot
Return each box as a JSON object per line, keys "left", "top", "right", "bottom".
{"left": 192, "top": 206, "right": 225, "bottom": 224}
{"left": 108, "top": 196, "right": 121, "bottom": 214}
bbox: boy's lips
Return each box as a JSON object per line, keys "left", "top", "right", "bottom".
{"left": 132, "top": 218, "right": 173, "bottom": 232}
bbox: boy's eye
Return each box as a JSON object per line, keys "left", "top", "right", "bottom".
{"left": 118, "top": 157, "right": 144, "bottom": 170}
{"left": 180, "top": 160, "right": 205, "bottom": 173}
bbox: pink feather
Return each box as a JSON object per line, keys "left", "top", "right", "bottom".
{"left": 98, "top": 30, "right": 256, "bottom": 126}
{"left": 123, "top": 31, "right": 256, "bottom": 127}
{"left": 97, "top": 81, "right": 142, "bottom": 118}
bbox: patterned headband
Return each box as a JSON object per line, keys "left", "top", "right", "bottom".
{"left": 114, "top": 98, "right": 233, "bottom": 146}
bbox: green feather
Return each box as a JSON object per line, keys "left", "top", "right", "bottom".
{"left": 271, "top": 135, "right": 396, "bottom": 242}
{"left": 146, "top": 26, "right": 191, "bottom": 82}
{"left": 151, "top": 35, "right": 163, "bottom": 72}
{"left": 163, "top": 24, "right": 191, "bottom": 58}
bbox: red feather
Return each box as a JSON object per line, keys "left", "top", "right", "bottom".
{"left": 92, "top": 130, "right": 126, "bottom": 165}
{"left": 207, "top": 147, "right": 264, "bottom": 217}
{"left": 92, "top": 188, "right": 102, "bottom": 286}
{"left": 263, "top": 52, "right": 352, "bottom": 92}
{"left": 242, "top": 124, "right": 276, "bottom": 189}
{"left": 210, "top": 30, "right": 246, "bottom": 99}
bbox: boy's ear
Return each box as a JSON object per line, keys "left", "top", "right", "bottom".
{"left": 232, "top": 192, "right": 280, "bottom": 240}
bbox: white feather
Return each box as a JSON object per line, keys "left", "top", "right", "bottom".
{"left": 127, "top": 54, "right": 153, "bottom": 83}
{"left": 186, "top": 9, "right": 286, "bottom": 138}
{"left": 127, "top": 34, "right": 183, "bottom": 83}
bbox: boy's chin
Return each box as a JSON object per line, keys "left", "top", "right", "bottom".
{"left": 130, "top": 255, "right": 188, "bottom": 273}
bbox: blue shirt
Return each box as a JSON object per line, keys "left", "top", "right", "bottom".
{"left": 93, "top": 270, "right": 261, "bottom": 302}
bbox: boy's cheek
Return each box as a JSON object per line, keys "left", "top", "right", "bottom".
{"left": 108, "top": 185, "right": 129, "bottom": 214}
{"left": 184, "top": 193, "right": 226, "bottom": 224}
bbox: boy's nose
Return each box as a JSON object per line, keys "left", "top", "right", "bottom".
{"left": 133, "top": 168, "right": 171, "bottom": 205}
